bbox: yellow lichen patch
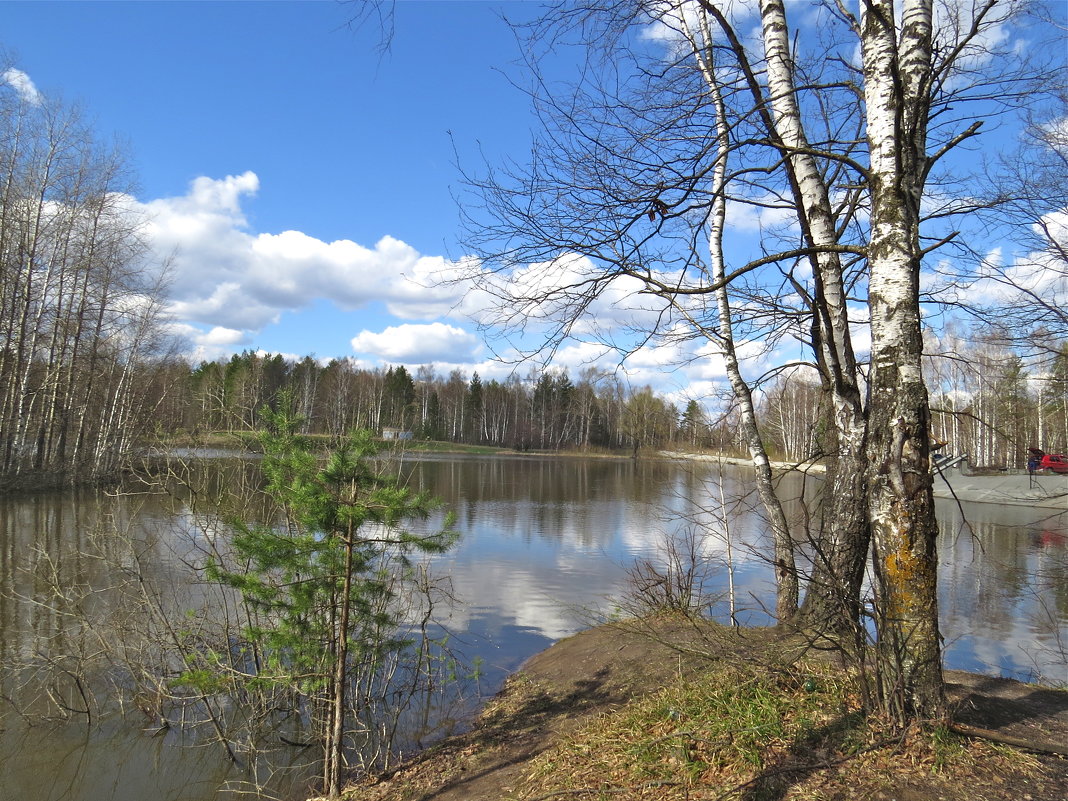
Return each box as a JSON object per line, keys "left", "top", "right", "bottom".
{"left": 884, "top": 545, "right": 923, "bottom": 616}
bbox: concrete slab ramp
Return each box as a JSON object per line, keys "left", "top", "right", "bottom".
{"left": 933, "top": 463, "right": 1068, "bottom": 509}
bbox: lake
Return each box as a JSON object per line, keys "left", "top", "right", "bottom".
{"left": 1, "top": 453, "right": 1065, "bottom": 800}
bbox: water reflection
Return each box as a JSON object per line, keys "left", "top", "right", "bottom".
{"left": 400, "top": 456, "right": 1067, "bottom": 685}
{"left": 0, "top": 481, "right": 318, "bottom": 801}
{"left": 3, "top": 494, "right": 167, "bottom": 794}
{"left": 0, "top": 454, "right": 1065, "bottom": 801}
{"left": 936, "top": 498, "right": 1068, "bottom": 684}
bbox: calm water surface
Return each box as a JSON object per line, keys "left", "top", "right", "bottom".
{"left": 1, "top": 454, "right": 1065, "bottom": 801}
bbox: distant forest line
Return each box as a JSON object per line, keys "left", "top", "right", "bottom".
{"left": 5, "top": 333, "right": 1066, "bottom": 489}
{"left": 167, "top": 345, "right": 1068, "bottom": 467}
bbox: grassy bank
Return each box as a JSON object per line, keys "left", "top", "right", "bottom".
{"left": 352, "top": 619, "right": 1066, "bottom": 801}
{"left": 505, "top": 660, "right": 1033, "bottom": 800}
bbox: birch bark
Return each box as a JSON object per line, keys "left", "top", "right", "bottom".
{"left": 861, "top": 0, "right": 945, "bottom": 721}
{"left": 686, "top": 11, "right": 798, "bottom": 619}
{"left": 755, "top": 0, "right": 870, "bottom": 632}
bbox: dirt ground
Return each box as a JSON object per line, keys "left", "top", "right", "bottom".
{"left": 352, "top": 620, "right": 1068, "bottom": 801}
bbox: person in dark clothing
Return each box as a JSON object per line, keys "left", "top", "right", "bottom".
{"left": 1027, "top": 447, "right": 1045, "bottom": 474}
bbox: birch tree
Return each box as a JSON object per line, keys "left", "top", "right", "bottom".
{"left": 0, "top": 71, "right": 172, "bottom": 486}
{"left": 678, "top": 10, "right": 799, "bottom": 616}
{"left": 851, "top": 0, "right": 943, "bottom": 719}
{"left": 461, "top": 0, "right": 1056, "bottom": 724}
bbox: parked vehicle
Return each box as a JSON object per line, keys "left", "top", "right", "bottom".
{"left": 1039, "top": 454, "right": 1068, "bottom": 474}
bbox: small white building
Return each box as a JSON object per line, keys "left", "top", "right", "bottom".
{"left": 381, "top": 427, "right": 413, "bottom": 441}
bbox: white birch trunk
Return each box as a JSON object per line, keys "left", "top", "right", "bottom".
{"left": 861, "top": 0, "right": 945, "bottom": 722}
{"left": 756, "top": 0, "right": 871, "bottom": 632}
{"left": 686, "top": 11, "right": 798, "bottom": 618}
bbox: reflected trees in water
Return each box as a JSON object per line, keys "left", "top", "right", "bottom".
{"left": 0, "top": 426, "right": 465, "bottom": 800}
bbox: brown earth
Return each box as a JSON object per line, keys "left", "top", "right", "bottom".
{"left": 350, "top": 620, "right": 1068, "bottom": 801}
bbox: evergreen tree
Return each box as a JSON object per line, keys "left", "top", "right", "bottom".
{"left": 467, "top": 372, "right": 484, "bottom": 442}
{"left": 382, "top": 366, "right": 416, "bottom": 430}
{"left": 1047, "top": 346, "right": 1068, "bottom": 453}
{"left": 680, "top": 400, "right": 706, "bottom": 447}
{"left": 204, "top": 406, "right": 456, "bottom": 797}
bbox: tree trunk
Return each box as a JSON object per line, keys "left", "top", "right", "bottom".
{"left": 326, "top": 515, "right": 356, "bottom": 798}
{"left": 689, "top": 15, "right": 798, "bottom": 618}
{"left": 861, "top": 0, "right": 945, "bottom": 724}
{"left": 756, "top": 0, "right": 870, "bottom": 633}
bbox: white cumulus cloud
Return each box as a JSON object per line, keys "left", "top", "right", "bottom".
{"left": 200, "top": 326, "right": 247, "bottom": 347}
{"left": 350, "top": 322, "right": 480, "bottom": 363}
{"left": 131, "top": 173, "right": 749, "bottom": 402}
{"left": 134, "top": 172, "right": 472, "bottom": 335}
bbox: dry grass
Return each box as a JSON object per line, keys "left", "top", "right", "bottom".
{"left": 348, "top": 621, "right": 1065, "bottom": 801}
{"left": 510, "top": 659, "right": 1046, "bottom": 801}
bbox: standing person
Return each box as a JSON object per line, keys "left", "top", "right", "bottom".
{"left": 1027, "top": 447, "right": 1044, "bottom": 474}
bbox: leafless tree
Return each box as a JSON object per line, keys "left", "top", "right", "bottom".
{"left": 0, "top": 66, "right": 175, "bottom": 487}
{"left": 459, "top": 0, "right": 1057, "bottom": 725}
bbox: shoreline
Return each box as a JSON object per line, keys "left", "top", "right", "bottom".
{"left": 659, "top": 450, "right": 1068, "bottom": 509}
{"left": 658, "top": 449, "right": 826, "bottom": 473}
{"left": 353, "top": 618, "right": 1068, "bottom": 801}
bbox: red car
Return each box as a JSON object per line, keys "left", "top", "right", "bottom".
{"left": 1039, "top": 454, "right": 1068, "bottom": 474}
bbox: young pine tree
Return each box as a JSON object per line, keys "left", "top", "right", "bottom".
{"left": 208, "top": 407, "right": 456, "bottom": 798}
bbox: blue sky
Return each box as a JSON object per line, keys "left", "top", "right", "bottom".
{"left": 2, "top": 1, "right": 1065, "bottom": 405}
{"left": 2, "top": 1, "right": 553, "bottom": 370}
{"left": 2, "top": 1, "right": 537, "bottom": 248}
